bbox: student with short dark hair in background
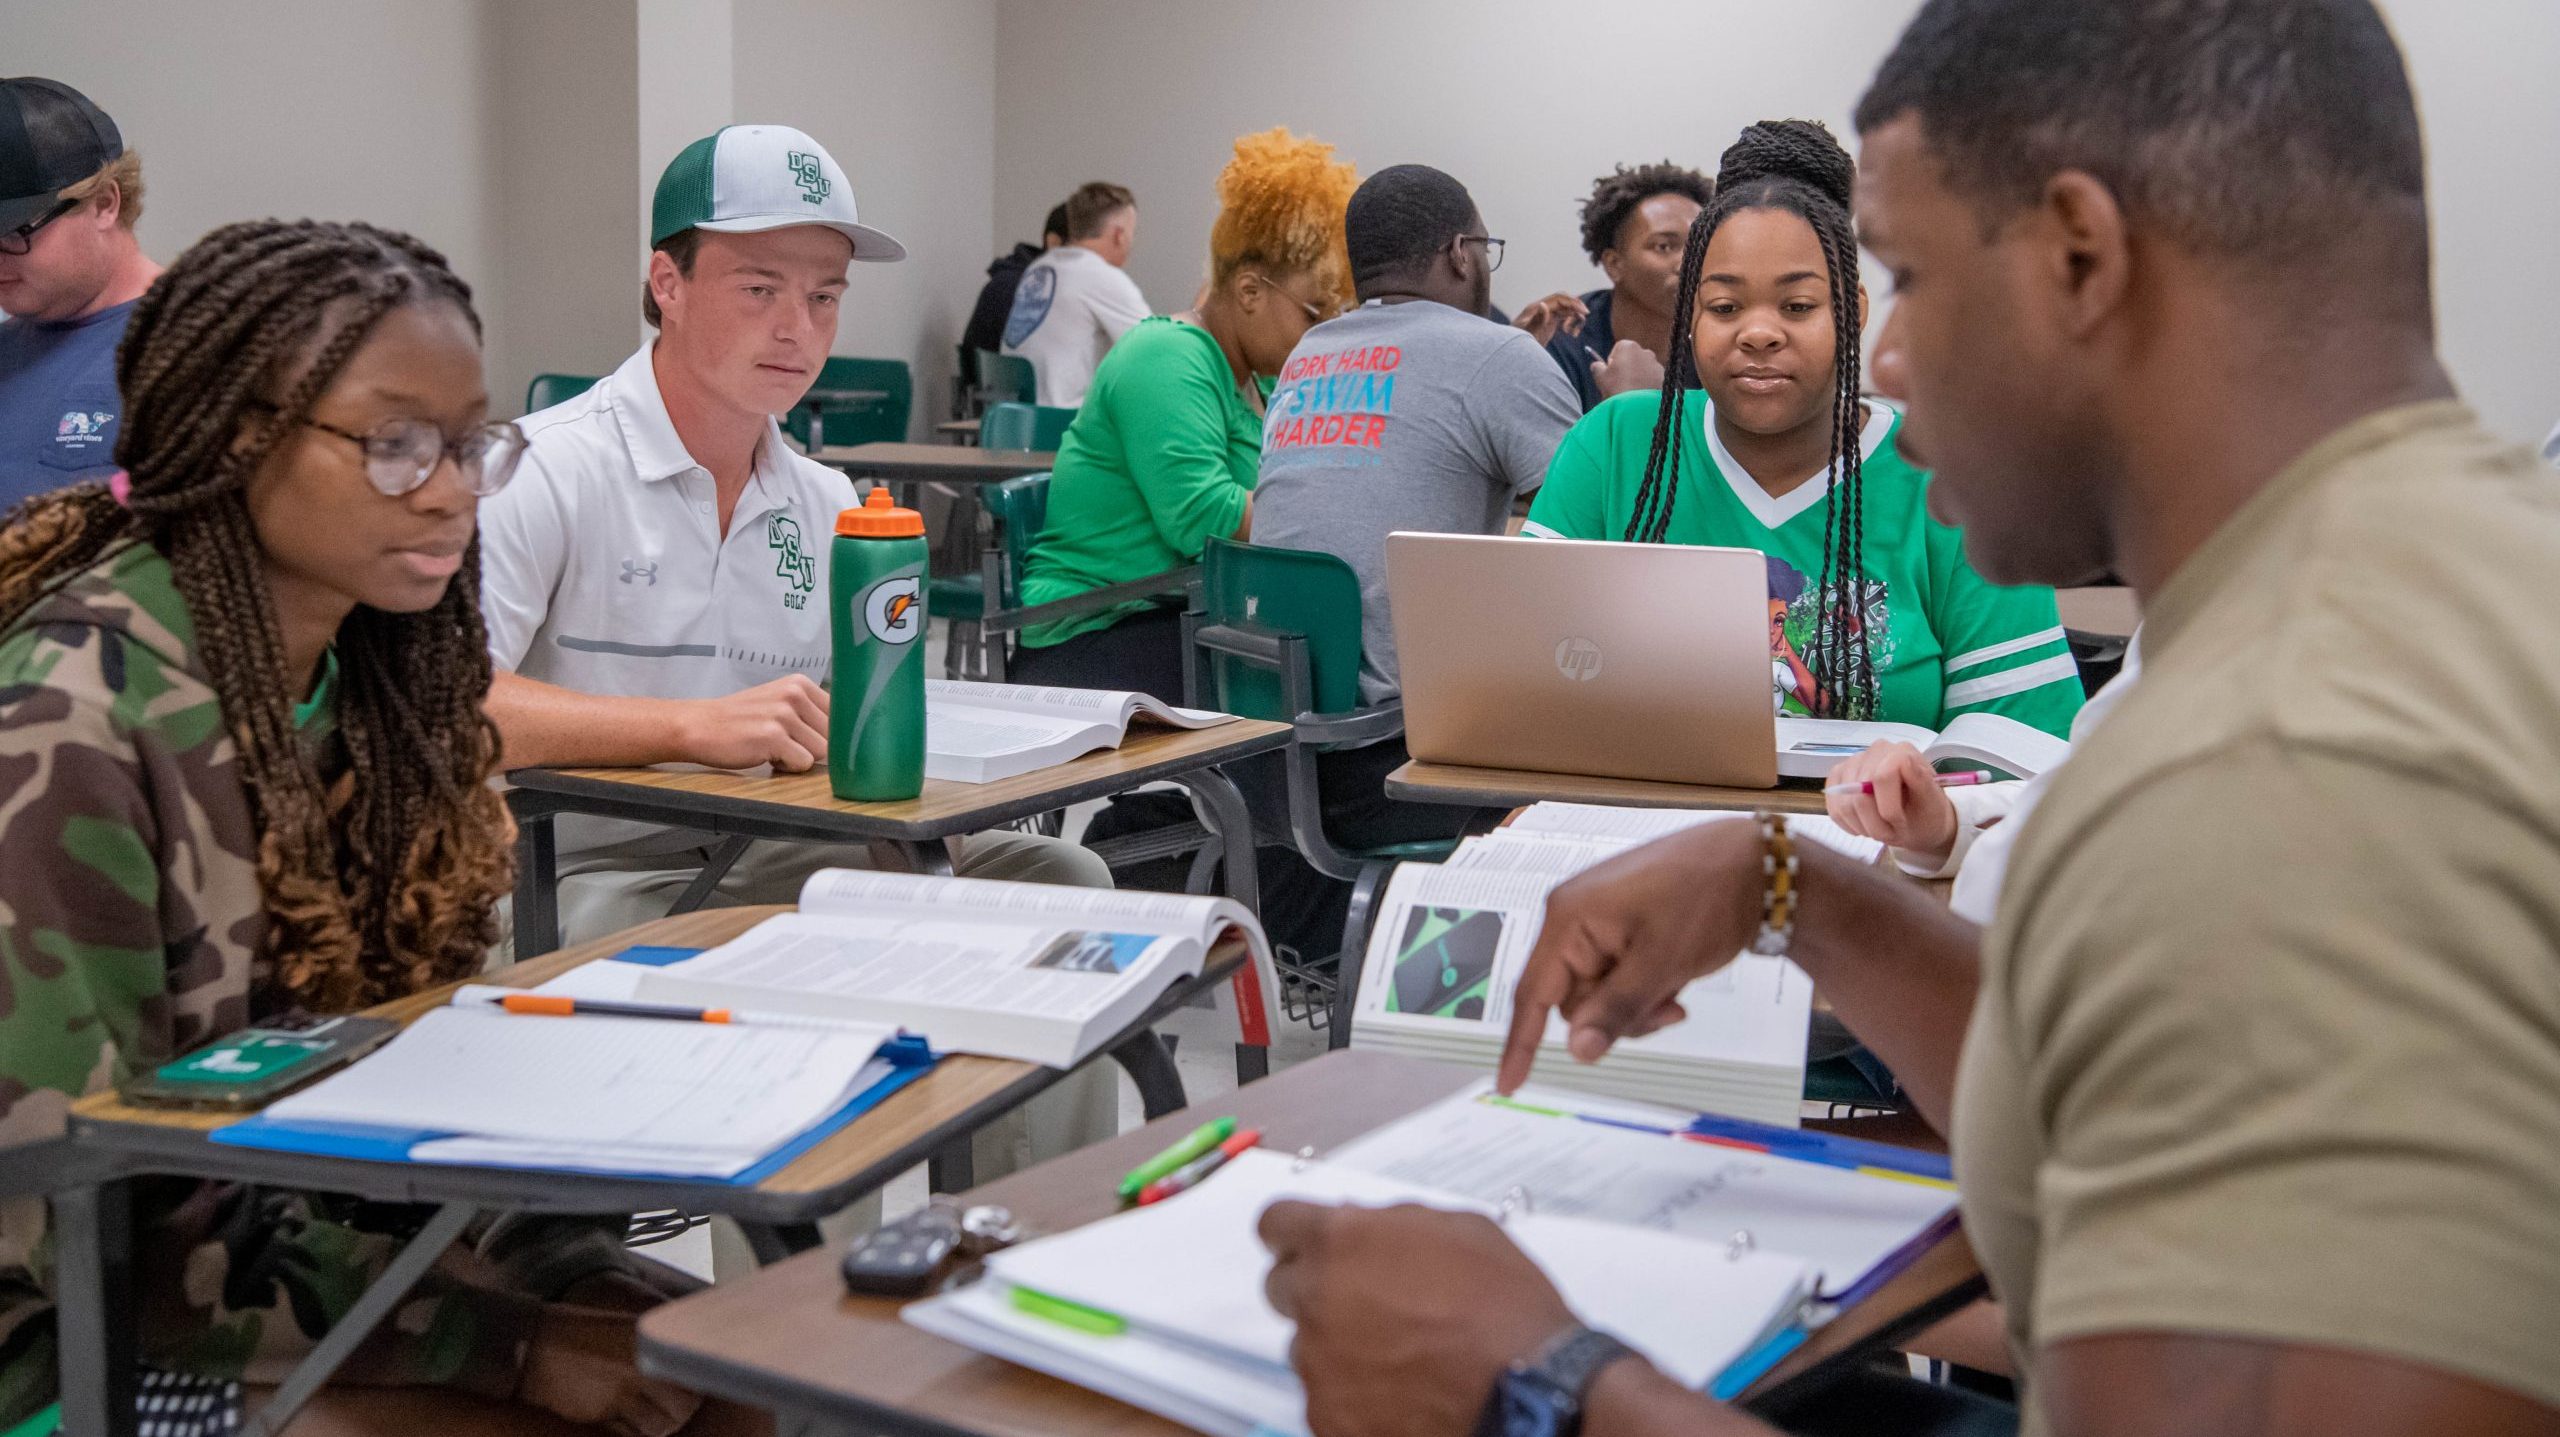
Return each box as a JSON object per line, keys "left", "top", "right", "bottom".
{"left": 1528, "top": 161, "right": 1714, "bottom": 411}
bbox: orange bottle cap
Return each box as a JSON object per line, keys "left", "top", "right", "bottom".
{"left": 835, "top": 485, "right": 925, "bottom": 537}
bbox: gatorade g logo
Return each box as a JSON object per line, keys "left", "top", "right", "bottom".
{"left": 1554, "top": 637, "right": 1603, "bottom": 682}
{"left": 862, "top": 576, "right": 922, "bottom": 644}
{"left": 787, "top": 152, "right": 830, "bottom": 205}
{"left": 767, "top": 514, "right": 817, "bottom": 608}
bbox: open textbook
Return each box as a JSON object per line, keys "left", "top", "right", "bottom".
{"left": 927, "top": 680, "right": 1236, "bottom": 783}
{"left": 1773, "top": 710, "right": 2070, "bottom": 781}
{"left": 906, "top": 1082, "right": 1957, "bottom": 1437}
{"left": 1349, "top": 805, "right": 1882, "bottom": 1124}
{"left": 628, "top": 868, "right": 1275, "bottom": 1068}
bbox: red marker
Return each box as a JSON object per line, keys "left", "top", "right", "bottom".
{"left": 1136, "top": 1128, "right": 1261, "bottom": 1205}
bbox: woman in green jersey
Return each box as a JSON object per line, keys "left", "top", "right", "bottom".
{"left": 1523, "top": 120, "right": 2081, "bottom": 736}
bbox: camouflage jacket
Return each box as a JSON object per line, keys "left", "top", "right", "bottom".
{"left": 0, "top": 542, "right": 538, "bottom": 1424}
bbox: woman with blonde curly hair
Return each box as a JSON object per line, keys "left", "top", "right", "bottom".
{"left": 0, "top": 219, "right": 734, "bottom": 1436}
{"left": 1013, "top": 126, "right": 1357, "bottom": 696}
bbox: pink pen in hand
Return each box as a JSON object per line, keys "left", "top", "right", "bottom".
{"left": 1824, "top": 770, "right": 1996, "bottom": 798}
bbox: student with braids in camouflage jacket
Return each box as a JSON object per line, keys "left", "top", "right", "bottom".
{"left": 0, "top": 220, "right": 749, "bottom": 1436}
{"left": 1524, "top": 120, "right": 2082, "bottom": 742}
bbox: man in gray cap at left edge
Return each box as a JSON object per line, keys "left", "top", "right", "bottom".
{"left": 0, "top": 77, "right": 160, "bottom": 510}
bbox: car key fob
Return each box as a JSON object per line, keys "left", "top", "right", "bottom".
{"left": 841, "top": 1205, "right": 963, "bottom": 1297}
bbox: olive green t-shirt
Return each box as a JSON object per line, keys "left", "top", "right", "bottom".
{"left": 1960, "top": 402, "right": 2560, "bottom": 1430}
{"left": 1019, "top": 317, "right": 1261, "bottom": 646}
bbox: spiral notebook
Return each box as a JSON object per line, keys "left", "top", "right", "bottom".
{"left": 905, "top": 1082, "right": 1958, "bottom": 1437}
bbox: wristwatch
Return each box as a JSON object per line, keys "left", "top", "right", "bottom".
{"left": 1472, "top": 1326, "right": 1642, "bottom": 1437}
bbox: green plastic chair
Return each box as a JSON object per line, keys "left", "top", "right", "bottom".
{"left": 1183, "top": 537, "right": 1461, "bottom": 1044}
{"left": 974, "top": 350, "right": 1037, "bottom": 406}
{"left": 788, "top": 356, "right": 912, "bottom": 449}
{"left": 978, "top": 402, "right": 1076, "bottom": 452}
{"left": 932, "top": 471, "right": 1192, "bottom": 681}
{"left": 929, "top": 471, "right": 1047, "bottom": 622}
{"left": 523, "top": 372, "right": 598, "bottom": 414}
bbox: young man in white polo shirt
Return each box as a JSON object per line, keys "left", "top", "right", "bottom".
{"left": 480, "top": 125, "right": 1115, "bottom": 1178}
{"left": 1000, "top": 180, "right": 1149, "bottom": 406}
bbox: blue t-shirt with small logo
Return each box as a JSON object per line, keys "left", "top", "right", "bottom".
{"left": 0, "top": 299, "right": 136, "bottom": 510}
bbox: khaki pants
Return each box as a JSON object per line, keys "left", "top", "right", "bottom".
{"left": 553, "top": 829, "right": 1123, "bottom": 1278}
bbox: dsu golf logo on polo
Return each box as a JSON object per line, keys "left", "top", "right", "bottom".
{"left": 787, "top": 151, "right": 830, "bottom": 205}
{"left": 767, "top": 514, "right": 817, "bottom": 608}
{"left": 862, "top": 576, "right": 921, "bottom": 645}
{"left": 1554, "top": 636, "right": 1603, "bottom": 682}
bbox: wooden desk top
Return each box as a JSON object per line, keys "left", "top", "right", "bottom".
{"left": 815, "top": 442, "right": 1055, "bottom": 482}
{"left": 937, "top": 418, "right": 983, "bottom": 438}
{"left": 510, "top": 720, "right": 1290, "bottom": 843}
{"left": 638, "top": 1049, "right": 1974, "bottom": 1432}
{"left": 1388, "top": 759, "right": 1831, "bottom": 816}
{"left": 71, "top": 908, "right": 1246, "bottom": 1223}
{"left": 640, "top": 1051, "right": 1477, "bottom": 1434}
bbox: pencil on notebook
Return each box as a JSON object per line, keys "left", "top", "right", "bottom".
{"left": 1823, "top": 771, "right": 1996, "bottom": 798}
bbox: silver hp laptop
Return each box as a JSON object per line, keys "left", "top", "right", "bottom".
{"left": 1388, "top": 533, "right": 1780, "bottom": 788}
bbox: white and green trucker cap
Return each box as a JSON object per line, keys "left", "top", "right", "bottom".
{"left": 650, "top": 124, "right": 906, "bottom": 262}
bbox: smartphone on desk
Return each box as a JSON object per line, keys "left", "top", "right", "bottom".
{"left": 116, "top": 1013, "right": 397, "bottom": 1111}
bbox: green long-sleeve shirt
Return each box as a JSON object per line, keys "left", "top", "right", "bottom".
{"left": 1019, "top": 317, "right": 1262, "bottom": 646}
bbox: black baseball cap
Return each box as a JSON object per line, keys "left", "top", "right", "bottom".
{"left": 0, "top": 78, "right": 124, "bottom": 233}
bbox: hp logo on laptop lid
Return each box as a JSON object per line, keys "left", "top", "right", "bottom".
{"left": 1554, "top": 637, "right": 1603, "bottom": 682}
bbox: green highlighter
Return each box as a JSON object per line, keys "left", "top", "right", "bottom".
{"left": 1115, "top": 1116, "right": 1237, "bottom": 1200}
{"left": 1011, "top": 1285, "right": 1126, "bottom": 1336}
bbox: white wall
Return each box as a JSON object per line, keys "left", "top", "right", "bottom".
{"left": 733, "top": 0, "right": 1001, "bottom": 435}
{"left": 491, "top": 0, "right": 642, "bottom": 411}
{"left": 2388, "top": 0, "right": 2560, "bottom": 446}
{"left": 992, "top": 1, "right": 1920, "bottom": 341}
{"left": 6, "top": 0, "right": 512, "bottom": 389}
{"left": 993, "top": 0, "right": 2560, "bottom": 444}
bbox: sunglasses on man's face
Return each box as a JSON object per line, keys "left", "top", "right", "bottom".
{"left": 0, "top": 197, "right": 81, "bottom": 258}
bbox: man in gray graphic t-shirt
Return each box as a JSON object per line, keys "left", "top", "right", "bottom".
{"left": 1254, "top": 164, "right": 1579, "bottom": 844}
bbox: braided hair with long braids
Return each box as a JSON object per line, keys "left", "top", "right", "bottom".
{"left": 1620, "top": 120, "right": 1878, "bottom": 719}
{"left": 0, "top": 219, "right": 514, "bottom": 1012}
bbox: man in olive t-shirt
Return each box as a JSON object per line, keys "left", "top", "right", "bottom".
{"left": 1249, "top": 6, "right": 2560, "bottom": 1437}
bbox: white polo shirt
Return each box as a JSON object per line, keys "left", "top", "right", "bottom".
{"left": 1000, "top": 245, "right": 1150, "bottom": 407}
{"left": 480, "top": 343, "right": 857, "bottom": 859}
{"left": 481, "top": 343, "right": 855, "bottom": 698}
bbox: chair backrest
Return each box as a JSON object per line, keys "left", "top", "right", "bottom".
{"left": 979, "top": 402, "right": 1076, "bottom": 452}
{"left": 983, "top": 472, "right": 1051, "bottom": 606}
{"left": 788, "top": 356, "right": 914, "bottom": 448}
{"left": 1196, "top": 536, "right": 1365, "bottom": 720}
{"left": 975, "top": 350, "right": 1037, "bottom": 405}
{"left": 523, "top": 372, "right": 598, "bottom": 415}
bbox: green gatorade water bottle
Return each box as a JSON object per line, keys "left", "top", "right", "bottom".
{"left": 829, "top": 486, "right": 928, "bottom": 800}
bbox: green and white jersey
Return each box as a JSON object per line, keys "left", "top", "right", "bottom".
{"left": 1524, "top": 390, "right": 2082, "bottom": 737}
